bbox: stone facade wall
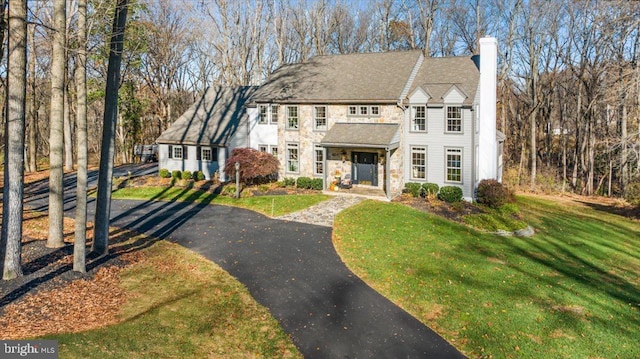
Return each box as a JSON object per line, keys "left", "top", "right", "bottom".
{"left": 276, "top": 103, "right": 406, "bottom": 197}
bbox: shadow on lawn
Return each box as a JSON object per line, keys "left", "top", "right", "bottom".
{"left": 454, "top": 201, "right": 640, "bottom": 339}
{"left": 577, "top": 200, "right": 640, "bottom": 221}
{"left": 0, "top": 183, "right": 223, "bottom": 309}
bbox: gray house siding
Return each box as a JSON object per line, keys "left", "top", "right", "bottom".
{"left": 158, "top": 144, "right": 222, "bottom": 180}
{"left": 404, "top": 89, "right": 476, "bottom": 200}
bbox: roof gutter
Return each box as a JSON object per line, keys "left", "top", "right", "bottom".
{"left": 397, "top": 52, "right": 425, "bottom": 110}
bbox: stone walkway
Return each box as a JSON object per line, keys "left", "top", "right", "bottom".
{"left": 276, "top": 194, "right": 366, "bottom": 227}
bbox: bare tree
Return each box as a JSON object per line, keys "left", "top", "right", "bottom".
{"left": 73, "top": 0, "right": 88, "bottom": 273}
{"left": 47, "top": 0, "right": 67, "bottom": 249}
{"left": 2, "top": 0, "right": 27, "bottom": 280}
{"left": 92, "top": 0, "right": 129, "bottom": 256}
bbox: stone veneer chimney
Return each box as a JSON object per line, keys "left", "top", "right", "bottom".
{"left": 477, "top": 37, "right": 498, "bottom": 181}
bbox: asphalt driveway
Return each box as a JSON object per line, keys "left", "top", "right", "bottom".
{"left": 22, "top": 165, "right": 466, "bottom": 358}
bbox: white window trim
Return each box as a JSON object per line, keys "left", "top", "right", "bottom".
{"left": 286, "top": 142, "right": 299, "bottom": 173}
{"left": 286, "top": 106, "right": 299, "bottom": 130}
{"left": 445, "top": 105, "right": 463, "bottom": 134}
{"left": 314, "top": 145, "right": 324, "bottom": 176}
{"left": 347, "top": 105, "right": 381, "bottom": 117}
{"left": 258, "top": 144, "right": 268, "bottom": 153}
{"left": 173, "top": 146, "right": 183, "bottom": 159}
{"left": 445, "top": 147, "right": 463, "bottom": 184}
{"left": 270, "top": 104, "right": 279, "bottom": 124}
{"left": 258, "top": 105, "right": 269, "bottom": 124}
{"left": 411, "top": 105, "right": 427, "bottom": 132}
{"left": 410, "top": 146, "right": 427, "bottom": 180}
{"left": 201, "top": 147, "right": 213, "bottom": 162}
{"left": 314, "top": 106, "right": 327, "bottom": 131}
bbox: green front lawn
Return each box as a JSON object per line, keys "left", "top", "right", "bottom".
{"left": 110, "top": 186, "right": 330, "bottom": 217}
{"left": 333, "top": 195, "right": 639, "bottom": 358}
{"left": 48, "top": 241, "right": 301, "bottom": 358}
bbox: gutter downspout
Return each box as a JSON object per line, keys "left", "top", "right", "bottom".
{"left": 385, "top": 147, "right": 391, "bottom": 200}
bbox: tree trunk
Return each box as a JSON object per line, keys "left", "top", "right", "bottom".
{"left": 27, "top": 22, "right": 37, "bottom": 173}
{"left": 47, "top": 0, "right": 66, "bottom": 249}
{"left": 64, "top": 87, "right": 73, "bottom": 171}
{"left": 2, "top": 0, "right": 28, "bottom": 280}
{"left": 92, "top": 0, "right": 129, "bottom": 256}
{"left": 74, "top": 0, "right": 88, "bottom": 273}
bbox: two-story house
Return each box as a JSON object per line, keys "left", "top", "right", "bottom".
{"left": 157, "top": 37, "right": 502, "bottom": 200}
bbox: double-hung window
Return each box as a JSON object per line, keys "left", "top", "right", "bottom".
{"left": 271, "top": 105, "right": 279, "bottom": 123}
{"left": 314, "top": 145, "right": 324, "bottom": 176}
{"left": 258, "top": 145, "right": 268, "bottom": 153}
{"left": 314, "top": 106, "right": 327, "bottom": 131}
{"left": 286, "top": 106, "right": 298, "bottom": 130}
{"left": 446, "top": 148, "right": 462, "bottom": 183}
{"left": 171, "top": 145, "right": 183, "bottom": 159}
{"left": 446, "top": 106, "right": 462, "bottom": 133}
{"left": 201, "top": 147, "right": 212, "bottom": 161}
{"left": 286, "top": 143, "right": 299, "bottom": 173}
{"left": 411, "top": 146, "right": 426, "bottom": 180}
{"left": 412, "top": 106, "right": 426, "bottom": 132}
{"left": 258, "top": 105, "right": 269, "bottom": 124}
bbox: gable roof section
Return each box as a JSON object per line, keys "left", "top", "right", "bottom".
{"left": 251, "top": 51, "right": 423, "bottom": 104}
{"left": 410, "top": 56, "right": 479, "bottom": 106}
{"left": 157, "top": 86, "right": 257, "bottom": 146}
{"left": 320, "top": 123, "right": 400, "bottom": 149}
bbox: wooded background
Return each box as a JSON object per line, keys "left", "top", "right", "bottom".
{"left": 2, "top": 0, "right": 639, "bottom": 196}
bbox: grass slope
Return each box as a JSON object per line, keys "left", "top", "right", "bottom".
{"left": 110, "top": 186, "right": 330, "bottom": 217}
{"left": 333, "top": 195, "right": 639, "bottom": 359}
{"left": 48, "top": 241, "right": 301, "bottom": 358}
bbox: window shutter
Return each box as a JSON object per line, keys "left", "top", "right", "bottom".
{"left": 212, "top": 148, "right": 218, "bottom": 162}
{"left": 196, "top": 146, "right": 201, "bottom": 160}
{"left": 183, "top": 146, "right": 188, "bottom": 160}
{"left": 168, "top": 145, "right": 173, "bottom": 159}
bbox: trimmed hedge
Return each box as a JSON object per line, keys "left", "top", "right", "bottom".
{"left": 296, "top": 177, "right": 323, "bottom": 190}
{"left": 171, "top": 170, "right": 182, "bottom": 180}
{"left": 181, "top": 170, "right": 192, "bottom": 180}
{"left": 438, "top": 186, "right": 463, "bottom": 203}
{"left": 422, "top": 183, "right": 439, "bottom": 197}
{"left": 404, "top": 182, "right": 422, "bottom": 198}
{"left": 158, "top": 168, "right": 171, "bottom": 178}
{"left": 194, "top": 171, "right": 206, "bottom": 181}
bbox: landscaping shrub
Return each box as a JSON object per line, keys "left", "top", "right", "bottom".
{"left": 422, "top": 183, "right": 439, "bottom": 197}
{"left": 283, "top": 177, "right": 296, "bottom": 187}
{"left": 258, "top": 184, "right": 270, "bottom": 193}
{"left": 194, "top": 171, "right": 206, "bottom": 181}
{"left": 181, "top": 170, "right": 192, "bottom": 180}
{"left": 476, "top": 179, "right": 509, "bottom": 208}
{"left": 296, "top": 177, "right": 312, "bottom": 189}
{"left": 438, "top": 186, "right": 463, "bottom": 203}
{"left": 624, "top": 181, "right": 640, "bottom": 206}
{"left": 158, "top": 168, "right": 170, "bottom": 178}
{"left": 171, "top": 170, "right": 182, "bottom": 180}
{"left": 404, "top": 182, "right": 422, "bottom": 198}
{"left": 310, "top": 178, "right": 323, "bottom": 190}
{"left": 294, "top": 177, "right": 322, "bottom": 190}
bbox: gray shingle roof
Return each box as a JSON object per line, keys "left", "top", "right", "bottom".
{"left": 156, "top": 86, "right": 257, "bottom": 146}
{"left": 251, "top": 51, "right": 423, "bottom": 103}
{"left": 410, "top": 56, "right": 480, "bottom": 105}
{"left": 320, "top": 123, "right": 400, "bottom": 149}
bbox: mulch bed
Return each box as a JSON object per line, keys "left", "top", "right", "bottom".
{"left": 0, "top": 225, "right": 147, "bottom": 339}
{"left": 392, "top": 194, "right": 484, "bottom": 223}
